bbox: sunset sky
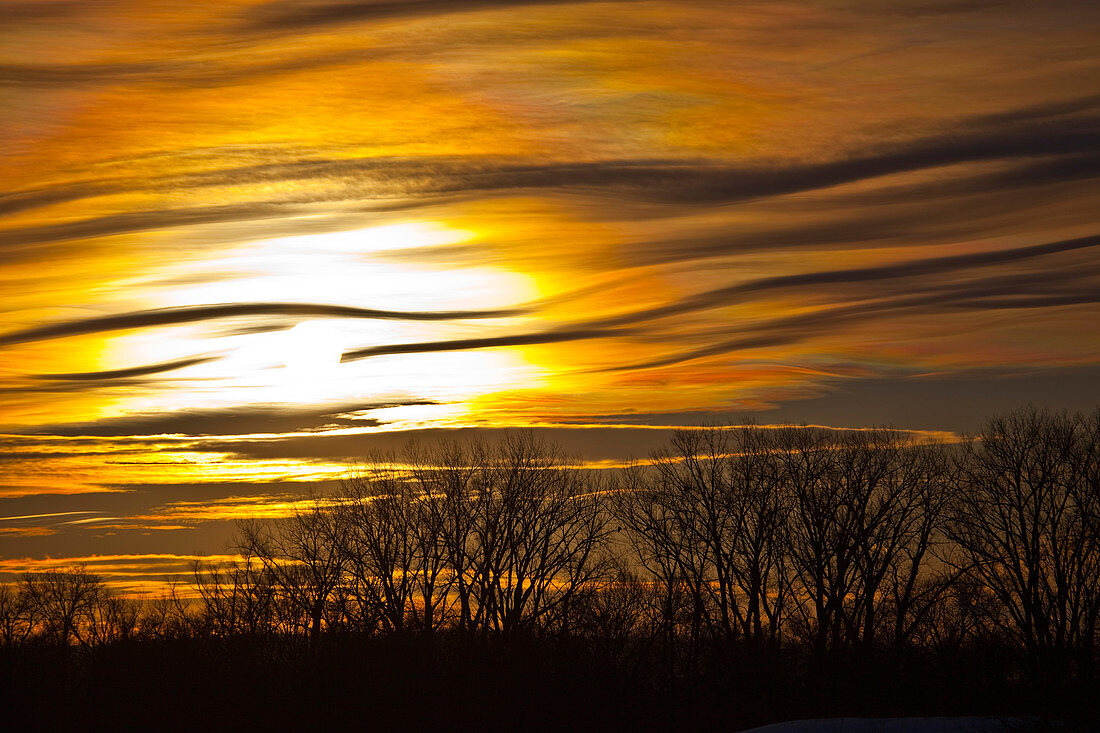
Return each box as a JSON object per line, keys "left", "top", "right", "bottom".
{"left": 2, "top": 0, "right": 1099, "bottom": 592}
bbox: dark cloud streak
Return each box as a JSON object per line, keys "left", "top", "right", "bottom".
{"left": 18, "top": 400, "right": 437, "bottom": 437}
{"left": 242, "top": 0, "right": 637, "bottom": 33}
{"left": 0, "top": 302, "right": 524, "bottom": 348}
{"left": 3, "top": 107, "right": 1097, "bottom": 243}
{"left": 338, "top": 236, "right": 1100, "bottom": 368}
{"left": 607, "top": 269, "right": 1100, "bottom": 372}
{"left": 0, "top": 47, "right": 399, "bottom": 90}
{"left": 588, "top": 233, "right": 1100, "bottom": 328}
{"left": 37, "top": 357, "right": 219, "bottom": 381}
{"left": 339, "top": 327, "right": 616, "bottom": 362}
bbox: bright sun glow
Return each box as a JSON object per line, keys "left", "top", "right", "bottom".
{"left": 272, "top": 222, "right": 477, "bottom": 253}
{"left": 95, "top": 221, "right": 543, "bottom": 423}
{"left": 283, "top": 321, "right": 345, "bottom": 378}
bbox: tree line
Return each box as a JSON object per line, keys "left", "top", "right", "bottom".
{"left": 3, "top": 406, "right": 1099, "bottom": 706}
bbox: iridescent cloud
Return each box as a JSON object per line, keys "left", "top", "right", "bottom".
{"left": 2, "top": 0, "right": 1098, "bottom": 586}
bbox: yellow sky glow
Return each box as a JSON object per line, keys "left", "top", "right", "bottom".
{"left": 2, "top": 0, "right": 1098, "bottom": 589}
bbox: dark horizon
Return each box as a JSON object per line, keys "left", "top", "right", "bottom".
{"left": 3, "top": 406, "right": 1100, "bottom": 731}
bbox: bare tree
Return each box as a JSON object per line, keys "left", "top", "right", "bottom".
{"left": 879, "top": 441, "right": 955, "bottom": 653}
{"left": 191, "top": 553, "right": 276, "bottom": 638}
{"left": 19, "top": 567, "right": 106, "bottom": 647}
{"left": 724, "top": 426, "right": 794, "bottom": 646}
{"left": 336, "top": 434, "right": 611, "bottom": 638}
{"left": 755, "top": 426, "right": 839, "bottom": 658}
{"left": 466, "top": 432, "right": 611, "bottom": 636}
{"left": 612, "top": 459, "right": 701, "bottom": 673}
{"left": 236, "top": 495, "right": 347, "bottom": 646}
{"left": 0, "top": 583, "right": 31, "bottom": 648}
{"left": 946, "top": 406, "right": 1100, "bottom": 679}
{"left": 571, "top": 558, "right": 654, "bottom": 665}
{"left": 87, "top": 595, "right": 143, "bottom": 645}
{"left": 136, "top": 588, "right": 195, "bottom": 640}
{"left": 838, "top": 432, "right": 952, "bottom": 652}
{"left": 735, "top": 425, "right": 955, "bottom": 659}
{"left": 612, "top": 425, "right": 794, "bottom": 673}
{"left": 337, "top": 462, "right": 419, "bottom": 634}
{"left": 403, "top": 441, "right": 470, "bottom": 633}
{"left": 410, "top": 439, "right": 491, "bottom": 634}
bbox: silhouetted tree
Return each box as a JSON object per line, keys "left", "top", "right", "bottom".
{"left": 946, "top": 406, "right": 1100, "bottom": 680}
{"left": 336, "top": 461, "right": 420, "bottom": 634}
{"left": 87, "top": 595, "right": 142, "bottom": 645}
{"left": 469, "top": 432, "right": 610, "bottom": 636}
{"left": 614, "top": 426, "right": 796, "bottom": 660}
{"left": 19, "top": 567, "right": 106, "bottom": 647}
{"left": 4, "top": 410, "right": 1100, "bottom": 729}
{"left": 236, "top": 496, "right": 347, "bottom": 646}
{"left": 135, "top": 589, "right": 194, "bottom": 640}
{"left": 772, "top": 426, "right": 953, "bottom": 659}
{"left": 0, "top": 583, "right": 30, "bottom": 649}
{"left": 403, "top": 439, "right": 486, "bottom": 634}
{"left": 191, "top": 553, "right": 276, "bottom": 637}
{"left": 336, "top": 434, "right": 611, "bottom": 637}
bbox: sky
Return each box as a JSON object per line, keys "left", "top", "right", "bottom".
{"left": 2, "top": 0, "right": 1099, "bottom": 592}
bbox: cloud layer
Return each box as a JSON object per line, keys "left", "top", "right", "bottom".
{"left": 2, "top": 0, "right": 1098, "bottom": 584}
